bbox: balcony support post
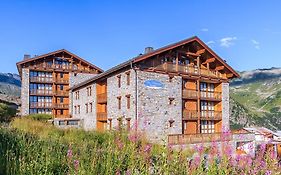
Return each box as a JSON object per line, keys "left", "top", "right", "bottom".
{"left": 196, "top": 79, "right": 201, "bottom": 133}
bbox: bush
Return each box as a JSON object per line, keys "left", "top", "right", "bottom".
{"left": 26, "top": 114, "right": 52, "bottom": 121}
{"left": 0, "top": 103, "right": 16, "bottom": 123}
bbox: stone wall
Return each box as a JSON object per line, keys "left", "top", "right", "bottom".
{"left": 136, "top": 70, "right": 182, "bottom": 144}
{"left": 71, "top": 84, "right": 97, "bottom": 130}
{"left": 107, "top": 69, "right": 136, "bottom": 130}
{"left": 69, "top": 72, "right": 97, "bottom": 115}
{"left": 21, "top": 68, "right": 29, "bottom": 116}
{"left": 222, "top": 82, "right": 230, "bottom": 131}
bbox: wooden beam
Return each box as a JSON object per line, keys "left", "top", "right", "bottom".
{"left": 196, "top": 49, "right": 205, "bottom": 55}
{"left": 226, "top": 73, "right": 233, "bottom": 78}
{"left": 177, "top": 50, "right": 199, "bottom": 57}
{"left": 202, "top": 57, "right": 216, "bottom": 64}
{"left": 215, "top": 65, "right": 224, "bottom": 71}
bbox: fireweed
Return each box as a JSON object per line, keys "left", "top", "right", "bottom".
{"left": 0, "top": 118, "right": 280, "bottom": 174}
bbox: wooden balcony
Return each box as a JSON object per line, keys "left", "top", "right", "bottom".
{"left": 182, "top": 89, "right": 197, "bottom": 99}
{"left": 200, "top": 91, "right": 222, "bottom": 101}
{"left": 155, "top": 62, "right": 225, "bottom": 79}
{"left": 54, "top": 91, "right": 69, "bottom": 96}
{"left": 42, "top": 63, "right": 93, "bottom": 73}
{"left": 53, "top": 103, "right": 69, "bottom": 109}
{"left": 30, "top": 89, "right": 53, "bottom": 96}
{"left": 183, "top": 110, "right": 198, "bottom": 120}
{"left": 200, "top": 111, "right": 222, "bottom": 120}
{"left": 54, "top": 79, "right": 69, "bottom": 84}
{"left": 97, "top": 112, "right": 107, "bottom": 121}
{"left": 30, "top": 102, "right": 52, "bottom": 108}
{"left": 97, "top": 93, "right": 107, "bottom": 104}
{"left": 30, "top": 77, "right": 53, "bottom": 83}
{"left": 168, "top": 132, "right": 232, "bottom": 145}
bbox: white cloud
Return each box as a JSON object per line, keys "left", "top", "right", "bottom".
{"left": 220, "top": 37, "right": 237, "bottom": 47}
{"left": 201, "top": 28, "right": 209, "bottom": 32}
{"left": 206, "top": 40, "right": 215, "bottom": 46}
{"left": 251, "top": 39, "right": 260, "bottom": 49}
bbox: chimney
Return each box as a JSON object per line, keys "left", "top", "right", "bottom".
{"left": 23, "top": 54, "right": 31, "bottom": 60}
{"left": 144, "top": 47, "right": 153, "bottom": 54}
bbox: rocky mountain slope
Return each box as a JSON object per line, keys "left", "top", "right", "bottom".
{"left": 230, "top": 67, "right": 281, "bottom": 130}
{"left": 0, "top": 73, "right": 21, "bottom": 105}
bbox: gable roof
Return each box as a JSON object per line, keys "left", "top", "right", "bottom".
{"left": 71, "top": 36, "right": 240, "bottom": 91}
{"left": 16, "top": 49, "right": 103, "bottom": 74}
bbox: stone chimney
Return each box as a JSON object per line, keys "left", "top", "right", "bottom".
{"left": 144, "top": 47, "right": 153, "bottom": 54}
{"left": 23, "top": 54, "right": 31, "bottom": 60}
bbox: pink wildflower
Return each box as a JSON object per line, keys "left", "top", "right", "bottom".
{"left": 73, "top": 159, "right": 79, "bottom": 171}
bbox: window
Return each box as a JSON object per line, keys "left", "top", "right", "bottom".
{"left": 126, "top": 95, "right": 130, "bottom": 109}
{"left": 117, "top": 75, "right": 121, "bottom": 88}
{"left": 60, "top": 109, "right": 63, "bottom": 115}
{"left": 59, "top": 121, "right": 65, "bottom": 126}
{"left": 60, "top": 73, "right": 64, "bottom": 78}
{"left": 75, "top": 91, "right": 80, "bottom": 100}
{"left": 117, "top": 96, "right": 121, "bottom": 109}
{"left": 126, "top": 71, "right": 130, "bottom": 85}
{"left": 87, "top": 86, "right": 92, "bottom": 96}
{"left": 68, "top": 120, "right": 79, "bottom": 126}
{"left": 74, "top": 106, "right": 77, "bottom": 114}
{"left": 60, "top": 85, "right": 63, "bottom": 91}
{"left": 201, "top": 120, "right": 215, "bottom": 133}
{"left": 169, "top": 97, "right": 175, "bottom": 105}
{"left": 89, "top": 103, "right": 92, "bottom": 112}
{"left": 77, "top": 105, "right": 80, "bottom": 114}
{"left": 126, "top": 118, "right": 131, "bottom": 131}
{"left": 85, "top": 104, "right": 88, "bottom": 113}
{"left": 60, "top": 97, "right": 64, "bottom": 103}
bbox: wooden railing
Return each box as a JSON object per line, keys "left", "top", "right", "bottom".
{"left": 30, "top": 89, "right": 53, "bottom": 96}
{"left": 43, "top": 64, "right": 91, "bottom": 72}
{"left": 30, "top": 102, "right": 52, "bottom": 108}
{"left": 97, "top": 112, "right": 107, "bottom": 121}
{"left": 54, "top": 79, "right": 69, "bottom": 84}
{"left": 182, "top": 89, "right": 197, "bottom": 99}
{"left": 183, "top": 110, "right": 198, "bottom": 120}
{"left": 155, "top": 62, "right": 225, "bottom": 79}
{"left": 200, "top": 111, "right": 222, "bottom": 120}
{"left": 30, "top": 77, "right": 53, "bottom": 83}
{"left": 97, "top": 93, "right": 107, "bottom": 104}
{"left": 53, "top": 104, "right": 69, "bottom": 109}
{"left": 200, "top": 91, "right": 222, "bottom": 100}
{"left": 168, "top": 132, "right": 232, "bottom": 145}
{"left": 54, "top": 91, "right": 69, "bottom": 96}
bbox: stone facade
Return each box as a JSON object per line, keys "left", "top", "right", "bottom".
{"left": 136, "top": 71, "right": 182, "bottom": 143}
{"left": 222, "top": 82, "right": 230, "bottom": 131}
{"left": 69, "top": 73, "right": 98, "bottom": 115}
{"left": 72, "top": 84, "right": 97, "bottom": 130}
{"left": 107, "top": 69, "right": 136, "bottom": 130}
{"left": 21, "top": 68, "right": 29, "bottom": 116}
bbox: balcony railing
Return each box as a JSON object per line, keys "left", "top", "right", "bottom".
{"left": 183, "top": 110, "right": 198, "bottom": 120}
{"left": 97, "top": 93, "right": 107, "bottom": 104}
{"left": 53, "top": 104, "right": 69, "bottom": 109}
{"left": 168, "top": 132, "right": 232, "bottom": 145}
{"left": 54, "top": 79, "right": 69, "bottom": 84}
{"left": 43, "top": 63, "right": 91, "bottom": 72}
{"left": 200, "top": 91, "right": 222, "bottom": 100}
{"left": 200, "top": 111, "right": 222, "bottom": 120}
{"left": 54, "top": 91, "right": 69, "bottom": 96}
{"left": 155, "top": 62, "right": 225, "bottom": 79}
{"left": 182, "top": 89, "right": 197, "bottom": 99}
{"left": 30, "top": 77, "right": 53, "bottom": 83}
{"left": 30, "top": 89, "right": 53, "bottom": 96}
{"left": 30, "top": 102, "right": 52, "bottom": 108}
{"left": 97, "top": 112, "right": 107, "bottom": 121}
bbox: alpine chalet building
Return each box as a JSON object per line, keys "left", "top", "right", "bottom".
{"left": 69, "top": 36, "right": 240, "bottom": 143}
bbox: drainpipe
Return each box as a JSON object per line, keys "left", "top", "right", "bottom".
{"left": 131, "top": 61, "right": 138, "bottom": 132}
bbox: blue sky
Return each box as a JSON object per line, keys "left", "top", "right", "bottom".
{"left": 0, "top": 0, "right": 280, "bottom": 73}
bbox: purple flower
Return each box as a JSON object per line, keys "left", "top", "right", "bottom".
{"left": 67, "top": 148, "right": 73, "bottom": 159}
{"left": 265, "top": 170, "right": 272, "bottom": 175}
{"left": 73, "top": 159, "right": 79, "bottom": 171}
{"left": 143, "top": 144, "right": 152, "bottom": 153}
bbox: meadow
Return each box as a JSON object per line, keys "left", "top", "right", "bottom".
{"left": 0, "top": 117, "right": 280, "bottom": 175}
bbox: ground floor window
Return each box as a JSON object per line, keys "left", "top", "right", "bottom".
{"left": 200, "top": 120, "right": 215, "bottom": 133}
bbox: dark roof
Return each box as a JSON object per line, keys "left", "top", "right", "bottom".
{"left": 70, "top": 36, "right": 240, "bottom": 91}
{"left": 16, "top": 49, "right": 103, "bottom": 74}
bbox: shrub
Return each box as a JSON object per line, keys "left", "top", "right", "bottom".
{"left": 26, "top": 114, "right": 52, "bottom": 121}
{"left": 0, "top": 103, "right": 16, "bottom": 123}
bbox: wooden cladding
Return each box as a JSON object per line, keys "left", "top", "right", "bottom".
{"left": 183, "top": 110, "right": 222, "bottom": 120}
{"left": 97, "top": 93, "right": 107, "bottom": 104}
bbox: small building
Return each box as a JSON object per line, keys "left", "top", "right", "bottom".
{"left": 69, "top": 36, "right": 240, "bottom": 144}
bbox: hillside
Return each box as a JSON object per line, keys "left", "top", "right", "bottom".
{"left": 230, "top": 67, "right": 281, "bottom": 130}
{"left": 0, "top": 73, "right": 21, "bottom": 105}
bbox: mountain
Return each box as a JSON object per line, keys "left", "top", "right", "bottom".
{"left": 0, "top": 73, "right": 21, "bottom": 105}
{"left": 230, "top": 67, "right": 281, "bottom": 130}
